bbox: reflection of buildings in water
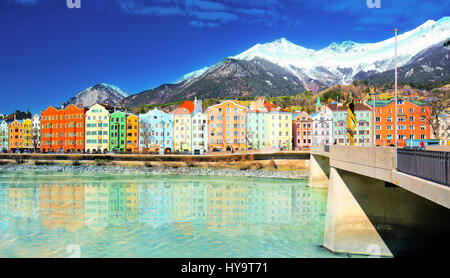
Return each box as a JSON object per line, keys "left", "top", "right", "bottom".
{"left": 8, "top": 186, "right": 40, "bottom": 219}
{"left": 172, "top": 181, "right": 207, "bottom": 224}
{"left": 247, "top": 185, "right": 293, "bottom": 225}
{"left": 138, "top": 182, "right": 172, "bottom": 228}
{"left": 207, "top": 184, "right": 247, "bottom": 232}
{"left": 266, "top": 185, "right": 292, "bottom": 224}
{"left": 125, "top": 184, "right": 138, "bottom": 222}
{"left": 0, "top": 186, "right": 9, "bottom": 220}
{"left": 109, "top": 184, "right": 126, "bottom": 226}
{"left": 292, "top": 187, "right": 323, "bottom": 223}
{"left": 84, "top": 183, "right": 109, "bottom": 232}
{"left": 40, "top": 183, "right": 84, "bottom": 231}
{"left": 246, "top": 186, "right": 267, "bottom": 225}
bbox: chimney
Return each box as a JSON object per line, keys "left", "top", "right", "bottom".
{"left": 61, "top": 102, "right": 65, "bottom": 109}
{"left": 78, "top": 104, "right": 82, "bottom": 108}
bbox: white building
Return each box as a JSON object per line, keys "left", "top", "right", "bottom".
{"left": 191, "top": 112, "right": 208, "bottom": 154}
{"left": 311, "top": 106, "right": 333, "bottom": 145}
{"left": 32, "top": 114, "right": 41, "bottom": 150}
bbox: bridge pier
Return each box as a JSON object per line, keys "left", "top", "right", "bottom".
{"left": 323, "top": 166, "right": 450, "bottom": 257}
{"left": 323, "top": 167, "right": 393, "bottom": 257}
{"left": 308, "top": 154, "right": 329, "bottom": 188}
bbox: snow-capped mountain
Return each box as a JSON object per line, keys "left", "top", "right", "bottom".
{"left": 184, "top": 17, "right": 450, "bottom": 90}
{"left": 122, "top": 17, "right": 450, "bottom": 108}
{"left": 66, "top": 83, "right": 129, "bottom": 108}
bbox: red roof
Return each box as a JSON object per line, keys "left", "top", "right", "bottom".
{"left": 174, "top": 101, "right": 195, "bottom": 114}
{"left": 263, "top": 102, "right": 288, "bottom": 112}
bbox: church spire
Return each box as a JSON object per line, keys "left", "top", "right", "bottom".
{"left": 316, "top": 96, "right": 322, "bottom": 112}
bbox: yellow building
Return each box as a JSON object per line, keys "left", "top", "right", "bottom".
{"left": 265, "top": 103, "right": 293, "bottom": 150}
{"left": 173, "top": 101, "right": 195, "bottom": 153}
{"left": 126, "top": 114, "right": 139, "bottom": 153}
{"left": 85, "top": 104, "right": 111, "bottom": 153}
{"left": 22, "top": 119, "right": 33, "bottom": 150}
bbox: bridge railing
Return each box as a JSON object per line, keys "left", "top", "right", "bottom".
{"left": 397, "top": 149, "right": 449, "bottom": 187}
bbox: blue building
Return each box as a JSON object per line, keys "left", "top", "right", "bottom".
{"left": 139, "top": 108, "right": 174, "bottom": 154}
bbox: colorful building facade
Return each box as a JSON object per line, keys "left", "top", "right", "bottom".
{"left": 173, "top": 101, "right": 195, "bottom": 153}
{"left": 265, "top": 102, "right": 293, "bottom": 150}
{"left": 139, "top": 108, "right": 174, "bottom": 153}
{"left": 207, "top": 100, "right": 247, "bottom": 151}
{"left": 369, "top": 99, "right": 431, "bottom": 147}
{"left": 40, "top": 104, "right": 86, "bottom": 153}
{"left": 32, "top": 114, "right": 41, "bottom": 151}
{"left": 328, "top": 102, "right": 372, "bottom": 146}
{"left": 246, "top": 98, "right": 267, "bottom": 150}
{"left": 191, "top": 112, "right": 208, "bottom": 154}
{"left": 293, "top": 111, "right": 312, "bottom": 150}
{"left": 22, "top": 119, "right": 33, "bottom": 150}
{"left": 8, "top": 120, "right": 23, "bottom": 151}
{"left": 311, "top": 105, "right": 333, "bottom": 145}
{"left": 109, "top": 111, "right": 127, "bottom": 152}
{"left": 126, "top": 114, "right": 139, "bottom": 153}
{"left": 85, "top": 104, "right": 110, "bottom": 153}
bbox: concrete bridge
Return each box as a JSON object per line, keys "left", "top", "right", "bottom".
{"left": 309, "top": 145, "right": 450, "bottom": 257}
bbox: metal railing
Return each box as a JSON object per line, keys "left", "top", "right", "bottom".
{"left": 397, "top": 149, "right": 449, "bottom": 187}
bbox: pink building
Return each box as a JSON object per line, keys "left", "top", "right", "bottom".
{"left": 293, "top": 111, "right": 312, "bottom": 150}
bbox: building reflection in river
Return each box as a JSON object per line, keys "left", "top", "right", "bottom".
{"left": 40, "top": 183, "right": 84, "bottom": 231}
{"left": 0, "top": 177, "right": 323, "bottom": 233}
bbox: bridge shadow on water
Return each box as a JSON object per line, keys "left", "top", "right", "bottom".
{"left": 338, "top": 168, "right": 450, "bottom": 258}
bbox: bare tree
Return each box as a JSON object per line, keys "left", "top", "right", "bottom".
{"left": 420, "top": 94, "right": 450, "bottom": 144}
{"left": 139, "top": 121, "right": 151, "bottom": 154}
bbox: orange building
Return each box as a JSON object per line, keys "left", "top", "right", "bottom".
{"left": 207, "top": 100, "right": 248, "bottom": 151}
{"left": 369, "top": 99, "right": 431, "bottom": 147}
{"left": 8, "top": 120, "right": 23, "bottom": 151}
{"left": 40, "top": 104, "right": 86, "bottom": 153}
{"left": 126, "top": 114, "right": 139, "bottom": 153}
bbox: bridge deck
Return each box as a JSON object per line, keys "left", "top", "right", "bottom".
{"left": 311, "top": 145, "right": 450, "bottom": 209}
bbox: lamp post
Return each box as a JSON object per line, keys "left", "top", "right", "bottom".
{"left": 394, "top": 28, "right": 398, "bottom": 168}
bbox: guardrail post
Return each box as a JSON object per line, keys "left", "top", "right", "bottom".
{"left": 446, "top": 152, "right": 448, "bottom": 186}
{"left": 414, "top": 149, "right": 417, "bottom": 176}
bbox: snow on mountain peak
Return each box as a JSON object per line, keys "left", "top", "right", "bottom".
{"left": 327, "top": 41, "right": 360, "bottom": 52}
{"left": 98, "top": 83, "right": 129, "bottom": 97}
{"left": 178, "top": 18, "right": 450, "bottom": 88}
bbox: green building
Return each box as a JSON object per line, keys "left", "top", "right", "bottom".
{"left": 328, "top": 102, "right": 372, "bottom": 146}
{"left": 110, "top": 111, "right": 127, "bottom": 152}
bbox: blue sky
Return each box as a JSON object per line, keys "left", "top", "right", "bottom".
{"left": 0, "top": 0, "right": 448, "bottom": 114}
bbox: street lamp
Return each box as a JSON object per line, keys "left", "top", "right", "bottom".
{"left": 369, "top": 87, "right": 381, "bottom": 147}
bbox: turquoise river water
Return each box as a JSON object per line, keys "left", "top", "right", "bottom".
{"left": 0, "top": 170, "right": 354, "bottom": 258}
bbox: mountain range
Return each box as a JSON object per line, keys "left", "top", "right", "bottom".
{"left": 66, "top": 17, "right": 450, "bottom": 109}
{"left": 66, "top": 83, "right": 129, "bottom": 108}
